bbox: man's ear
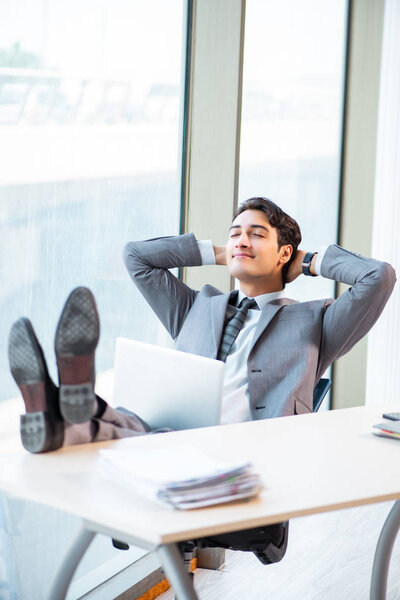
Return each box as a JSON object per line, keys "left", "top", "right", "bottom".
{"left": 279, "top": 245, "right": 293, "bottom": 265}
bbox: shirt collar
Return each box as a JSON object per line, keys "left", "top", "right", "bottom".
{"left": 237, "top": 288, "right": 286, "bottom": 310}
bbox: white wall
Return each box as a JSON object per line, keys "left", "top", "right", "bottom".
{"left": 366, "top": 0, "right": 400, "bottom": 405}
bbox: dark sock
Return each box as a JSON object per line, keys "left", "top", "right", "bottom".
{"left": 90, "top": 419, "right": 99, "bottom": 441}
{"left": 94, "top": 395, "right": 107, "bottom": 419}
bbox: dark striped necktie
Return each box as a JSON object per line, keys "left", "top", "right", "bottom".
{"left": 217, "top": 297, "right": 258, "bottom": 362}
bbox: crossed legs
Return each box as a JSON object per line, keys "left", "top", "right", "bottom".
{"left": 8, "top": 287, "right": 150, "bottom": 453}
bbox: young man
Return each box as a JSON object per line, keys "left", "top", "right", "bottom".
{"left": 9, "top": 197, "right": 396, "bottom": 452}
{"left": 124, "top": 197, "right": 396, "bottom": 422}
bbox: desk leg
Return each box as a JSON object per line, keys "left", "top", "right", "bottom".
{"left": 370, "top": 500, "right": 400, "bottom": 600}
{"left": 47, "top": 526, "right": 95, "bottom": 600}
{"left": 157, "top": 543, "right": 198, "bottom": 600}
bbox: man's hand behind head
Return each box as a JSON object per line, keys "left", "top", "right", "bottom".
{"left": 213, "top": 245, "right": 227, "bottom": 265}
{"left": 285, "top": 249, "right": 317, "bottom": 283}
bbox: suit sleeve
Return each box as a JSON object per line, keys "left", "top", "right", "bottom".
{"left": 123, "top": 233, "right": 203, "bottom": 339}
{"left": 316, "top": 244, "right": 396, "bottom": 377}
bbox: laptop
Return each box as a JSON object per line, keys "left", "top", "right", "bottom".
{"left": 112, "top": 337, "right": 225, "bottom": 431}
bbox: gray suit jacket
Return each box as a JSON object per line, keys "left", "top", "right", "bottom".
{"left": 124, "top": 234, "right": 396, "bottom": 419}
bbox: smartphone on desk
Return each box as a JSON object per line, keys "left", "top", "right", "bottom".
{"left": 382, "top": 412, "right": 400, "bottom": 421}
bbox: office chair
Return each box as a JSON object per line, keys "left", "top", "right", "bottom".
{"left": 312, "top": 378, "right": 331, "bottom": 413}
{"left": 113, "top": 378, "right": 332, "bottom": 567}
{"left": 178, "top": 378, "right": 332, "bottom": 567}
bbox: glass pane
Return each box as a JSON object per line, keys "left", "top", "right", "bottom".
{"left": 0, "top": 0, "right": 186, "bottom": 594}
{"left": 0, "top": 0, "right": 185, "bottom": 402}
{"left": 239, "top": 0, "right": 347, "bottom": 300}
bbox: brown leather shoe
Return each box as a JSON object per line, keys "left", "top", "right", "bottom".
{"left": 55, "top": 287, "right": 100, "bottom": 424}
{"left": 8, "top": 318, "right": 63, "bottom": 453}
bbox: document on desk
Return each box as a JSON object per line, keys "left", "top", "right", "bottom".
{"left": 99, "top": 445, "right": 262, "bottom": 509}
{"left": 373, "top": 421, "right": 400, "bottom": 440}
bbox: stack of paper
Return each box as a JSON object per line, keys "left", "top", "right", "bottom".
{"left": 99, "top": 445, "right": 262, "bottom": 509}
{"left": 373, "top": 421, "right": 400, "bottom": 440}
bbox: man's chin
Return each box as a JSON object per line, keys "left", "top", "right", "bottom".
{"left": 228, "top": 266, "right": 255, "bottom": 281}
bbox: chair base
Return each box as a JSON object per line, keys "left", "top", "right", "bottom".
{"left": 191, "top": 521, "right": 289, "bottom": 566}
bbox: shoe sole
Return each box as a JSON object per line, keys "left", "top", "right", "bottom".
{"left": 20, "top": 412, "right": 56, "bottom": 454}
{"left": 55, "top": 287, "right": 100, "bottom": 424}
{"left": 9, "top": 318, "right": 46, "bottom": 393}
{"left": 8, "top": 318, "right": 63, "bottom": 453}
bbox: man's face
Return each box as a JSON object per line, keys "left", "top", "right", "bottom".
{"left": 226, "top": 209, "right": 291, "bottom": 285}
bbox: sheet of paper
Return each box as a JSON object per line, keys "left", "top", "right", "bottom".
{"left": 99, "top": 445, "right": 250, "bottom": 486}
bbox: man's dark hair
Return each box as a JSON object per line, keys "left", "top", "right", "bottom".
{"left": 233, "top": 197, "right": 302, "bottom": 287}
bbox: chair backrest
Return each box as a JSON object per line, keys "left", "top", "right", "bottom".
{"left": 312, "top": 378, "right": 332, "bottom": 412}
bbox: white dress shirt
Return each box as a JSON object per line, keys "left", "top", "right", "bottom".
{"left": 197, "top": 240, "right": 327, "bottom": 424}
{"left": 220, "top": 289, "right": 286, "bottom": 423}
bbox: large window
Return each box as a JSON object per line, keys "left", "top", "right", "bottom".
{"left": 0, "top": 0, "right": 186, "bottom": 403}
{"left": 0, "top": 0, "right": 186, "bottom": 597}
{"left": 239, "top": 0, "right": 348, "bottom": 301}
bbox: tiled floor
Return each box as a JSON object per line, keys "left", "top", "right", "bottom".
{"left": 159, "top": 501, "right": 400, "bottom": 600}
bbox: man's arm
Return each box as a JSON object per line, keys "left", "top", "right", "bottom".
{"left": 123, "top": 234, "right": 203, "bottom": 339}
{"left": 288, "top": 245, "right": 396, "bottom": 377}
{"left": 318, "top": 245, "right": 395, "bottom": 373}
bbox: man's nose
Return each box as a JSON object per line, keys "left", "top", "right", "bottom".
{"left": 236, "top": 233, "right": 250, "bottom": 246}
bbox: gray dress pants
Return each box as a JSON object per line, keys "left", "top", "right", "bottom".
{"left": 63, "top": 402, "right": 151, "bottom": 446}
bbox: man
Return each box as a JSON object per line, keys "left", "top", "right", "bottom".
{"left": 124, "top": 196, "right": 396, "bottom": 421}
{"left": 8, "top": 197, "right": 396, "bottom": 452}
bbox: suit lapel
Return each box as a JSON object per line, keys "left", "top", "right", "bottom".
{"left": 249, "top": 297, "right": 296, "bottom": 353}
{"left": 210, "top": 293, "right": 297, "bottom": 358}
{"left": 210, "top": 293, "right": 232, "bottom": 358}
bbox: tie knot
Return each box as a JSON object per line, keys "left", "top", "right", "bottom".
{"left": 239, "top": 297, "right": 258, "bottom": 311}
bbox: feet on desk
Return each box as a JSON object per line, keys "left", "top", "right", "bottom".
{"left": 8, "top": 287, "right": 99, "bottom": 452}
{"left": 8, "top": 287, "right": 151, "bottom": 453}
{"left": 8, "top": 287, "right": 148, "bottom": 453}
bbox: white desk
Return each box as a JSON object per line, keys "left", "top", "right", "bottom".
{"left": 0, "top": 405, "right": 399, "bottom": 600}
